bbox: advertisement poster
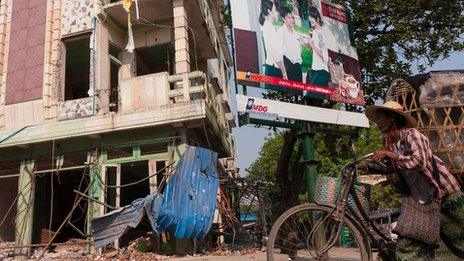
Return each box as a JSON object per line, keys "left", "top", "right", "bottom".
{"left": 232, "top": 0, "right": 365, "bottom": 105}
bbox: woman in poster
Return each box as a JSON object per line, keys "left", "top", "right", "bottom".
{"left": 259, "top": 0, "right": 288, "bottom": 82}
{"left": 306, "top": 6, "right": 330, "bottom": 98}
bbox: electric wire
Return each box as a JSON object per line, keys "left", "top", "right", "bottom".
{"left": 95, "top": 160, "right": 176, "bottom": 189}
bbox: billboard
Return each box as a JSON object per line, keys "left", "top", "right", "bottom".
{"left": 232, "top": 0, "right": 365, "bottom": 106}
{"left": 237, "top": 94, "right": 369, "bottom": 127}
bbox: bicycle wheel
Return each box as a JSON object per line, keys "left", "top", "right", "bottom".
{"left": 267, "top": 203, "right": 371, "bottom": 260}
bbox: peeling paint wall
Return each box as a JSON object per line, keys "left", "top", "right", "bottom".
{"left": 61, "top": 0, "right": 93, "bottom": 37}
{"left": 58, "top": 97, "right": 93, "bottom": 120}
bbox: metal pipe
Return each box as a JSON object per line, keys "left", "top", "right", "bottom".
{"left": 0, "top": 173, "right": 20, "bottom": 179}
{"left": 0, "top": 126, "right": 30, "bottom": 145}
{"left": 34, "top": 165, "right": 86, "bottom": 175}
{"left": 73, "top": 190, "right": 117, "bottom": 210}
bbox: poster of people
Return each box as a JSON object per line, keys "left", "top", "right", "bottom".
{"left": 232, "top": 0, "right": 365, "bottom": 106}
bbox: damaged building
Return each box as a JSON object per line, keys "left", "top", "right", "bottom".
{"left": 0, "top": 0, "right": 236, "bottom": 257}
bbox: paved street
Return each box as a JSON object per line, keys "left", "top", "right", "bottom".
{"left": 172, "top": 248, "right": 378, "bottom": 260}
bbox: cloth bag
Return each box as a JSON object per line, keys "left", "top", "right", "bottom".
{"left": 392, "top": 157, "right": 441, "bottom": 245}
{"left": 393, "top": 197, "right": 441, "bottom": 245}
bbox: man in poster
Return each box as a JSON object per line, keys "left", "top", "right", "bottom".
{"left": 279, "top": 6, "right": 303, "bottom": 83}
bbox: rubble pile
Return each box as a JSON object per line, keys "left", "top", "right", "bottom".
{"left": 0, "top": 241, "right": 15, "bottom": 260}
{"left": 31, "top": 239, "right": 88, "bottom": 260}
{"left": 0, "top": 236, "right": 265, "bottom": 260}
{"left": 206, "top": 243, "right": 264, "bottom": 257}
{"left": 111, "top": 238, "right": 169, "bottom": 261}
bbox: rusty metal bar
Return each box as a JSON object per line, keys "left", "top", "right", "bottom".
{"left": 73, "top": 190, "right": 117, "bottom": 210}
{"left": 66, "top": 221, "right": 87, "bottom": 238}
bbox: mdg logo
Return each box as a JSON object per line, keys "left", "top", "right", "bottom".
{"left": 245, "top": 98, "right": 268, "bottom": 113}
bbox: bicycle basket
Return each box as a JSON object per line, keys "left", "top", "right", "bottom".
{"left": 315, "top": 176, "right": 371, "bottom": 213}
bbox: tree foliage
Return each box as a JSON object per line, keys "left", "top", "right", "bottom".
{"left": 246, "top": 125, "right": 402, "bottom": 213}
{"left": 334, "top": 0, "right": 464, "bottom": 101}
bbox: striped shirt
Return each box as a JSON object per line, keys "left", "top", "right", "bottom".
{"left": 387, "top": 128, "right": 461, "bottom": 199}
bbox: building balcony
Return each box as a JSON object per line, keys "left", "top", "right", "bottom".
{"left": 6, "top": 71, "right": 234, "bottom": 155}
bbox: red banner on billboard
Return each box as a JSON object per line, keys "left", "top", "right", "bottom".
{"left": 321, "top": 1, "right": 347, "bottom": 23}
{"left": 237, "top": 71, "right": 335, "bottom": 95}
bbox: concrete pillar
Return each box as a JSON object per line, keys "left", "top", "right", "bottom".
{"left": 173, "top": 0, "right": 190, "bottom": 75}
{"left": 87, "top": 160, "right": 102, "bottom": 254}
{"left": 94, "top": 22, "right": 110, "bottom": 115}
{"left": 43, "top": 0, "right": 62, "bottom": 121}
{"left": 14, "top": 160, "right": 36, "bottom": 257}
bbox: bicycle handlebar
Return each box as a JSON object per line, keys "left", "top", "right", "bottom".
{"left": 340, "top": 153, "right": 374, "bottom": 171}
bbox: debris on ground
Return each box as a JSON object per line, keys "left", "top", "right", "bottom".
{"left": 31, "top": 238, "right": 88, "bottom": 260}
{"left": 0, "top": 241, "right": 15, "bottom": 260}
{"left": 0, "top": 236, "right": 264, "bottom": 260}
{"left": 112, "top": 238, "right": 169, "bottom": 261}
{"left": 207, "top": 243, "right": 264, "bottom": 257}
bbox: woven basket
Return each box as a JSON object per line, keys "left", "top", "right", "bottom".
{"left": 315, "top": 176, "right": 371, "bottom": 213}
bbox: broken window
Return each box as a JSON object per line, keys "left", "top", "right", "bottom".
{"left": 64, "top": 35, "right": 91, "bottom": 101}
{"left": 109, "top": 43, "right": 122, "bottom": 112}
{"left": 140, "top": 143, "right": 168, "bottom": 156}
{"left": 135, "top": 44, "right": 174, "bottom": 76}
{"left": 107, "top": 147, "right": 133, "bottom": 160}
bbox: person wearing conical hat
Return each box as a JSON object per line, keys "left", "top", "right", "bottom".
{"left": 362, "top": 101, "right": 464, "bottom": 260}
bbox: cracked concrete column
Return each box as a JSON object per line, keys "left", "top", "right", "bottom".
{"left": 173, "top": 0, "right": 190, "bottom": 75}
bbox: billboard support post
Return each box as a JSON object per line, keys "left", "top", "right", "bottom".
{"left": 300, "top": 124, "right": 319, "bottom": 203}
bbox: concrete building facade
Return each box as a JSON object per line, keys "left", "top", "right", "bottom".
{"left": 0, "top": 0, "right": 235, "bottom": 256}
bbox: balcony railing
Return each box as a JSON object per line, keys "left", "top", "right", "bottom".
{"left": 119, "top": 71, "right": 232, "bottom": 141}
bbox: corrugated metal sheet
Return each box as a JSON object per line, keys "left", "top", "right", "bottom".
{"left": 157, "top": 145, "right": 219, "bottom": 239}
{"left": 91, "top": 146, "right": 219, "bottom": 248}
{"left": 91, "top": 193, "right": 162, "bottom": 249}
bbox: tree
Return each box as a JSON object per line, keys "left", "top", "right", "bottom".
{"left": 246, "top": 125, "right": 402, "bottom": 216}
{"left": 246, "top": 131, "right": 305, "bottom": 215}
{"left": 335, "top": 0, "right": 464, "bottom": 100}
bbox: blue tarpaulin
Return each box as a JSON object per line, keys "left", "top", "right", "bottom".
{"left": 157, "top": 145, "right": 219, "bottom": 239}
{"left": 91, "top": 145, "right": 219, "bottom": 248}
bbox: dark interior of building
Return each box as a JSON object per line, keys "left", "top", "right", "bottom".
{"left": 32, "top": 169, "right": 89, "bottom": 244}
{"left": 119, "top": 161, "right": 151, "bottom": 246}
{"left": 64, "top": 36, "right": 91, "bottom": 101}
{"left": 0, "top": 176, "right": 18, "bottom": 242}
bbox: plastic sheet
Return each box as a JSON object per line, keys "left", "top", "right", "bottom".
{"left": 418, "top": 72, "right": 464, "bottom": 107}
{"left": 157, "top": 145, "right": 219, "bottom": 239}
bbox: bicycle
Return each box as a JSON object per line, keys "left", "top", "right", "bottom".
{"left": 266, "top": 154, "right": 396, "bottom": 260}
